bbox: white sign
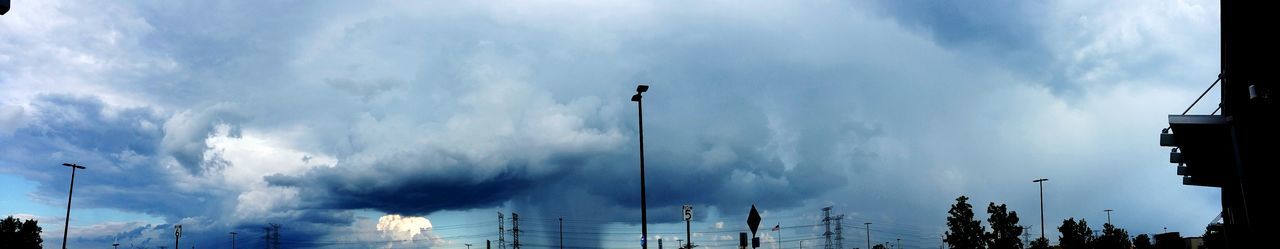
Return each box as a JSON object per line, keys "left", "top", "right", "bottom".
{"left": 683, "top": 205, "right": 693, "bottom": 221}
{"left": 175, "top": 225, "right": 182, "bottom": 237}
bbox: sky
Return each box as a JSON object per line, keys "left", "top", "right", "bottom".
{"left": 1, "top": 0, "right": 1224, "bottom": 248}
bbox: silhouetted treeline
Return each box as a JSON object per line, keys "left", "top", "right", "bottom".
{"left": 940, "top": 195, "right": 1204, "bottom": 249}
{"left": 1, "top": 216, "right": 43, "bottom": 249}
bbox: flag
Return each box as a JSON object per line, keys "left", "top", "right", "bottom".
{"left": 772, "top": 224, "right": 780, "bottom": 231}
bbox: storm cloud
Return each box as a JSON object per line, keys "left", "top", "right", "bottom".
{"left": 3, "top": 0, "right": 1223, "bottom": 248}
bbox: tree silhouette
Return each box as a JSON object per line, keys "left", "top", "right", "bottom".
{"left": 944, "top": 196, "right": 985, "bottom": 249}
{"left": 1056, "top": 218, "right": 1092, "bottom": 249}
{"left": 1, "top": 216, "right": 43, "bottom": 249}
{"left": 1133, "top": 234, "right": 1154, "bottom": 249}
{"left": 1027, "top": 238, "right": 1051, "bottom": 249}
{"left": 1093, "top": 223, "right": 1130, "bottom": 249}
{"left": 983, "top": 203, "right": 1022, "bottom": 249}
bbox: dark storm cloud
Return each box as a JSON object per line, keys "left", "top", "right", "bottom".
{"left": 2, "top": 1, "right": 1226, "bottom": 247}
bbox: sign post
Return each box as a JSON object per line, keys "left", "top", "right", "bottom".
{"left": 683, "top": 205, "right": 693, "bottom": 249}
{"left": 747, "top": 205, "right": 762, "bottom": 249}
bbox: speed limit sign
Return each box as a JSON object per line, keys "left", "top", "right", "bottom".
{"left": 682, "top": 205, "right": 692, "bottom": 221}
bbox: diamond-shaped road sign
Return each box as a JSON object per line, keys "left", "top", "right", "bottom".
{"left": 747, "top": 205, "right": 762, "bottom": 235}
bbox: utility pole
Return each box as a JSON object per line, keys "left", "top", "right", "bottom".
{"left": 113, "top": 242, "right": 120, "bottom": 249}
{"left": 468, "top": 243, "right": 473, "bottom": 249}
{"left": 896, "top": 239, "right": 900, "bottom": 249}
{"left": 59, "top": 163, "right": 86, "bottom": 249}
{"left": 863, "top": 223, "right": 871, "bottom": 249}
{"left": 230, "top": 232, "right": 237, "bottom": 249}
{"left": 1104, "top": 209, "right": 1113, "bottom": 224}
{"left": 631, "top": 84, "right": 651, "bottom": 249}
{"left": 1033, "top": 178, "right": 1049, "bottom": 239}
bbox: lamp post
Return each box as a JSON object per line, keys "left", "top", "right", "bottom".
{"left": 231, "top": 232, "right": 238, "bottom": 249}
{"left": 1104, "top": 209, "right": 1113, "bottom": 225}
{"left": 864, "top": 223, "right": 872, "bottom": 249}
{"left": 632, "top": 84, "right": 650, "bottom": 249}
{"left": 59, "top": 163, "right": 86, "bottom": 249}
{"left": 559, "top": 218, "right": 564, "bottom": 249}
{"left": 1033, "top": 178, "right": 1049, "bottom": 239}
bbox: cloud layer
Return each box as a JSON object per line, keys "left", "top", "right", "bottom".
{"left": 2, "top": 0, "right": 1223, "bottom": 248}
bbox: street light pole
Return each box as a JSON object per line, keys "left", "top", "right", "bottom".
{"left": 559, "top": 218, "right": 564, "bottom": 249}
{"left": 59, "top": 163, "right": 86, "bottom": 249}
{"left": 1033, "top": 178, "right": 1049, "bottom": 239}
{"left": 864, "top": 223, "right": 872, "bottom": 249}
{"left": 632, "top": 84, "right": 650, "bottom": 249}
{"left": 1104, "top": 209, "right": 1113, "bottom": 225}
{"left": 230, "top": 232, "right": 237, "bottom": 249}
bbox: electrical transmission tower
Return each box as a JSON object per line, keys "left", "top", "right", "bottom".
{"left": 1022, "top": 226, "right": 1032, "bottom": 246}
{"left": 263, "top": 224, "right": 280, "bottom": 249}
{"left": 499, "top": 213, "right": 507, "bottom": 249}
{"left": 833, "top": 215, "right": 844, "bottom": 249}
{"left": 822, "top": 206, "right": 833, "bottom": 249}
{"left": 512, "top": 213, "right": 521, "bottom": 249}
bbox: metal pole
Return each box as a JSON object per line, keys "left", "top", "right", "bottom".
{"left": 686, "top": 219, "right": 692, "bottom": 249}
{"left": 230, "top": 232, "right": 237, "bottom": 249}
{"left": 560, "top": 218, "right": 564, "bottom": 249}
{"left": 776, "top": 223, "right": 781, "bottom": 249}
{"left": 1034, "top": 178, "right": 1048, "bottom": 239}
{"left": 896, "top": 239, "right": 900, "bottom": 249}
{"left": 60, "top": 163, "right": 85, "bottom": 249}
{"left": 1104, "top": 209, "right": 1113, "bottom": 224}
{"left": 864, "top": 223, "right": 871, "bottom": 249}
{"left": 633, "top": 85, "right": 649, "bottom": 249}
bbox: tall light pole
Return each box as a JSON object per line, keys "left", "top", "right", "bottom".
{"left": 1033, "top": 178, "right": 1048, "bottom": 239}
{"left": 59, "top": 163, "right": 86, "bottom": 249}
{"left": 1104, "top": 209, "right": 1113, "bottom": 225}
{"left": 468, "top": 244, "right": 474, "bottom": 249}
{"left": 864, "top": 223, "right": 871, "bottom": 249}
{"left": 631, "top": 84, "right": 650, "bottom": 249}
{"left": 559, "top": 218, "right": 564, "bottom": 249}
{"left": 230, "top": 232, "right": 238, "bottom": 249}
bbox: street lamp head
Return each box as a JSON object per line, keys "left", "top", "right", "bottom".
{"left": 636, "top": 84, "right": 649, "bottom": 93}
{"left": 1033, "top": 178, "right": 1048, "bottom": 183}
{"left": 631, "top": 93, "right": 643, "bottom": 102}
{"left": 61, "top": 163, "right": 86, "bottom": 169}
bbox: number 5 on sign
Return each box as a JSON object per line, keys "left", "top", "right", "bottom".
{"left": 683, "top": 205, "right": 693, "bottom": 221}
